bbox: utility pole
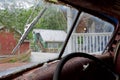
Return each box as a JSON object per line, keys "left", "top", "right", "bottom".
{"left": 12, "top": 7, "right": 47, "bottom": 54}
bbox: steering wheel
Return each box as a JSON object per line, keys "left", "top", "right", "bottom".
{"left": 53, "top": 52, "right": 119, "bottom": 80}
{"left": 113, "top": 41, "right": 120, "bottom": 74}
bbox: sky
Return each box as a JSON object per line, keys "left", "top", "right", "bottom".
{"left": 0, "top": 0, "right": 42, "bottom": 9}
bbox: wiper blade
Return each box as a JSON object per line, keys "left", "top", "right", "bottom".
{"left": 12, "top": 7, "right": 47, "bottom": 54}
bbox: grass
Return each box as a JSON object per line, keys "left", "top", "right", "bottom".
{"left": 0, "top": 50, "right": 31, "bottom": 63}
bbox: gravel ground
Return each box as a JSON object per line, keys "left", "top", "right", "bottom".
{"left": 30, "top": 52, "right": 59, "bottom": 63}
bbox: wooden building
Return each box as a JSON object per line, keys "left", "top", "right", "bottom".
{"left": 0, "top": 26, "right": 30, "bottom": 55}
{"left": 33, "top": 29, "right": 67, "bottom": 53}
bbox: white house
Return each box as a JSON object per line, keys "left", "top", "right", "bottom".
{"left": 32, "top": 29, "right": 67, "bottom": 52}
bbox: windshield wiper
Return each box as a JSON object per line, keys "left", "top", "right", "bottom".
{"left": 12, "top": 7, "right": 47, "bottom": 54}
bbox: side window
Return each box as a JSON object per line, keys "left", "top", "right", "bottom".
{"left": 66, "top": 12, "right": 114, "bottom": 55}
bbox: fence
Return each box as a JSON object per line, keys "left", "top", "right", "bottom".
{"left": 71, "top": 33, "right": 112, "bottom": 54}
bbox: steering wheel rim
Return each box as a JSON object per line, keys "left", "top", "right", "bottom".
{"left": 113, "top": 41, "right": 120, "bottom": 75}
{"left": 53, "top": 52, "right": 118, "bottom": 80}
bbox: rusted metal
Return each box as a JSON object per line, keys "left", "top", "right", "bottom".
{"left": 0, "top": 58, "right": 58, "bottom": 80}
{"left": 0, "top": 53, "right": 111, "bottom": 80}
{"left": 13, "top": 54, "right": 112, "bottom": 80}
{"left": 1, "top": 0, "right": 120, "bottom": 80}
{"left": 58, "top": 0, "right": 120, "bottom": 20}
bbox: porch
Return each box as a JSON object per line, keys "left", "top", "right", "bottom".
{"left": 70, "top": 32, "right": 112, "bottom": 54}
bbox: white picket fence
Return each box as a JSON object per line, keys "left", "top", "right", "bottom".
{"left": 71, "top": 33, "right": 112, "bottom": 54}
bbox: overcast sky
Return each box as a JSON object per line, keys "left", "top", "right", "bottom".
{"left": 0, "top": 0, "right": 43, "bottom": 9}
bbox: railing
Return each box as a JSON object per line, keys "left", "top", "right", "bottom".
{"left": 71, "top": 33, "right": 112, "bottom": 54}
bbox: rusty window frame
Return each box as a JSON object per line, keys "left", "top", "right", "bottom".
{"left": 0, "top": 1, "right": 119, "bottom": 79}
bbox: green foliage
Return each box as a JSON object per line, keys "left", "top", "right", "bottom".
{"left": 78, "top": 37, "right": 83, "bottom": 44}
{"left": 0, "top": 5, "right": 67, "bottom": 40}
{"left": 35, "top": 6, "right": 67, "bottom": 31}
{"left": 0, "top": 8, "right": 33, "bottom": 32}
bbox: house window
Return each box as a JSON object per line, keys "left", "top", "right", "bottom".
{"left": 47, "top": 43, "right": 59, "bottom": 49}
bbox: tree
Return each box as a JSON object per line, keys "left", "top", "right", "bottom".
{"left": 0, "top": 4, "right": 67, "bottom": 40}
{"left": 35, "top": 5, "right": 67, "bottom": 31}
{"left": 0, "top": 8, "right": 32, "bottom": 32}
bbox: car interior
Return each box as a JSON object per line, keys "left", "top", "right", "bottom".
{"left": 1, "top": 0, "right": 120, "bottom": 80}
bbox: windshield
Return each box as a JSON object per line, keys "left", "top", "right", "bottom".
{"left": 0, "top": 0, "right": 69, "bottom": 64}
{"left": 62, "top": 12, "right": 114, "bottom": 57}
{"left": 0, "top": 0, "right": 115, "bottom": 76}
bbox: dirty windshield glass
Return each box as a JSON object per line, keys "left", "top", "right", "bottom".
{"left": 0, "top": 0, "right": 70, "bottom": 71}
{"left": 65, "top": 12, "right": 114, "bottom": 55}
{"left": 0, "top": 0, "right": 114, "bottom": 76}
